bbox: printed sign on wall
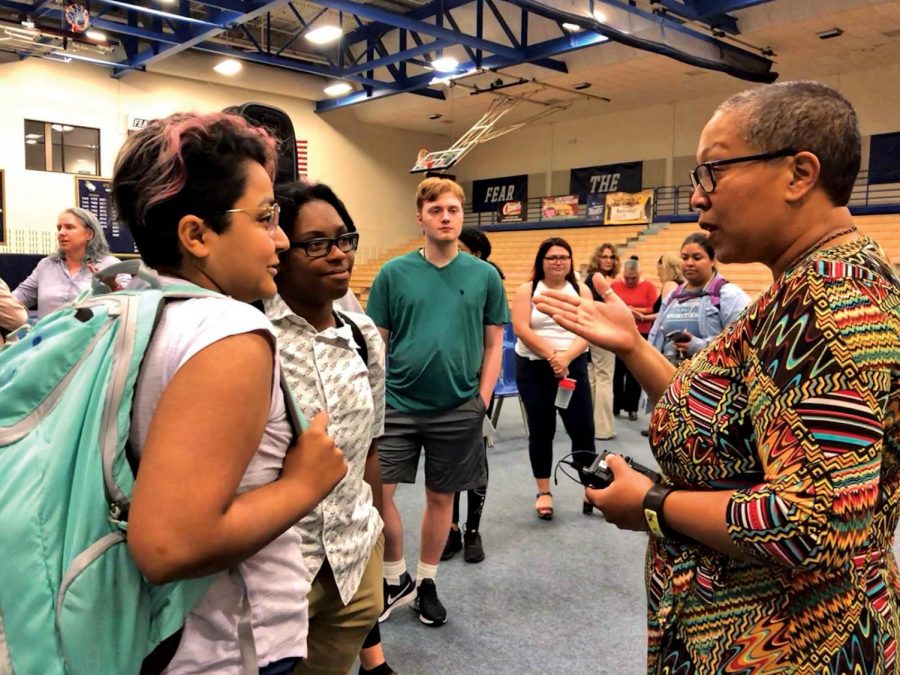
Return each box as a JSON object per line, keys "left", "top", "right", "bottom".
{"left": 541, "top": 195, "right": 580, "bottom": 219}
{"left": 569, "top": 162, "right": 642, "bottom": 201}
{"left": 603, "top": 190, "right": 654, "bottom": 225}
{"left": 472, "top": 174, "right": 528, "bottom": 213}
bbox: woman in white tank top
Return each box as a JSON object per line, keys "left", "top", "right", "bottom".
{"left": 111, "top": 112, "right": 348, "bottom": 674}
{"left": 511, "top": 237, "right": 597, "bottom": 521}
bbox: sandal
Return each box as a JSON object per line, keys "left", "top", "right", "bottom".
{"left": 535, "top": 491, "right": 554, "bottom": 520}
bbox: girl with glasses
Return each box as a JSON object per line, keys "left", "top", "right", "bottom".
{"left": 512, "top": 237, "right": 596, "bottom": 520}
{"left": 113, "top": 112, "right": 347, "bottom": 674}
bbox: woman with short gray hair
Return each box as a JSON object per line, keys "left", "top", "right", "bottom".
{"left": 13, "top": 207, "right": 130, "bottom": 317}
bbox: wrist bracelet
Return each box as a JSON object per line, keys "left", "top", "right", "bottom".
{"left": 643, "top": 483, "right": 675, "bottom": 539}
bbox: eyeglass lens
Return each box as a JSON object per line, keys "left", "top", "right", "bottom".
{"left": 544, "top": 255, "right": 571, "bottom": 262}
{"left": 302, "top": 233, "right": 359, "bottom": 257}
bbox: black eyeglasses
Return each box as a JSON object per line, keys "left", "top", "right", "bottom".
{"left": 290, "top": 232, "right": 360, "bottom": 258}
{"left": 218, "top": 203, "right": 281, "bottom": 236}
{"left": 689, "top": 148, "right": 797, "bottom": 194}
{"left": 544, "top": 255, "right": 571, "bottom": 263}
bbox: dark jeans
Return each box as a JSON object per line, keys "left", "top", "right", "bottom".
{"left": 515, "top": 353, "right": 596, "bottom": 479}
{"left": 613, "top": 336, "right": 647, "bottom": 414}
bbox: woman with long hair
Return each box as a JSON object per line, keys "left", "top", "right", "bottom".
{"left": 13, "top": 207, "right": 131, "bottom": 317}
{"left": 512, "top": 237, "right": 595, "bottom": 519}
{"left": 647, "top": 232, "right": 749, "bottom": 365}
{"left": 583, "top": 243, "right": 619, "bottom": 440}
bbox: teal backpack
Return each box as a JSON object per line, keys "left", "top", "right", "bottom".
{"left": 0, "top": 261, "right": 277, "bottom": 674}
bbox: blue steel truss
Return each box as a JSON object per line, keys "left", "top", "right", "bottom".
{"left": 0, "top": 0, "right": 777, "bottom": 110}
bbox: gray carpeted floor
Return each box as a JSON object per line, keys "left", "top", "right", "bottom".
{"left": 376, "top": 405, "right": 658, "bottom": 675}
{"left": 374, "top": 402, "right": 900, "bottom": 675}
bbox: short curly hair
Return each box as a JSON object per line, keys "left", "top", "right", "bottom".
{"left": 112, "top": 112, "right": 277, "bottom": 269}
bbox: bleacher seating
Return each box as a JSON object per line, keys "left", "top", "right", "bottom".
{"left": 350, "top": 214, "right": 898, "bottom": 308}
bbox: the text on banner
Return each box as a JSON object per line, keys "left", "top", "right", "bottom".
{"left": 570, "top": 162, "right": 642, "bottom": 201}
{"left": 472, "top": 174, "right": 528, "bottom": 213}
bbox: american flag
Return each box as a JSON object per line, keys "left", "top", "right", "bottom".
{"left": 296, "top": 140, "right": 308, "bottom": 178}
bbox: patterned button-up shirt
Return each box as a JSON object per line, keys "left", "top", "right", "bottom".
{"left": 267, "top": 295, "right": 385, "bottom": 603}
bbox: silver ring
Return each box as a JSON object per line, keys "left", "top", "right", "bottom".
{"left": 601, "top": 288, "right": 614, "bottom": 298}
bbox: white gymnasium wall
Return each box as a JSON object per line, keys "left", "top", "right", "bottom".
{"left": 451, "top": 62, "right": 900, "bottom": 195}
{"left": 0, "top": 58, "right": 447, "bottom": 259}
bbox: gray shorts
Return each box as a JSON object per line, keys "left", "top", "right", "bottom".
{"left": 379, "top": 396, "right": 488, "bottom": 493}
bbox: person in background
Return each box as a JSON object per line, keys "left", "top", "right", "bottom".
{"left": 442, "top": 225, "right": 505, "bottom": 564}
{"left": 647, "top": 232, "right": 749, "bottom": 365}
{"left": 610, "top": 258, "right": 658, "bottom": 421}
{"left": 535, "top": 80, "right": 900, "bottom": 672}
{"left": 512, "top": 237, "right": 596, "bottom": 519}
{"left": 640, "top": 254, "right": 683, "bottom": 436}
{"left": 583, "top": 243, "right": 619, "bottom": 440}
{"left": 113, "top": 111, "right": 347, "bottom": 674}
{"left": 13, "top": 208, "right": 131, "bottom": 317}
{"left": 266, "top": 181, "right": 390, "bottom": 675}
{"left": 366, "top": 178, "right": 508, "bottom": 628}
{"left": 0, "top": 276, "right": 28, "bottom": 343}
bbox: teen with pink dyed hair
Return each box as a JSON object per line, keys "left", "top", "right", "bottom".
{"left": 113, "top": 112, "right": 347, "bottom": 674}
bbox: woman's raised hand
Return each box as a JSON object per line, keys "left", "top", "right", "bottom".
{"left": 534, "top": 275, "right": 641, "bottom": 356}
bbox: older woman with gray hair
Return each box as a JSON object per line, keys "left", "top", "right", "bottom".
{"left": 13, "top": 207, "right": 130, "bottom": 317}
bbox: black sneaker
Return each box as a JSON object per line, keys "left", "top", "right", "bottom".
{"left": 379, "top": 572, "right": 416, "bottom": 623}
{"left": 413, "top": 579, "right": 447, "bottom": 626}
{"left": 463, "top": 530, "right": 484, "bottom": 563}
{"left": 440, "top": 527, "right": 463, "bottom": 561}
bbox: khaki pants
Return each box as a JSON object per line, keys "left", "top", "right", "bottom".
{"left": 587, "top": 345, "right": 616, "bottom": 439}
{"left": 296, "top": 534, "right": 384, "bottom": 675}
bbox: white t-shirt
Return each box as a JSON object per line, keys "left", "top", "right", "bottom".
{"left": 515, "top": 280, "right": 586, "bottom": 360}
{"left": 130, "top": 290, "right": 308, "bottom": 673}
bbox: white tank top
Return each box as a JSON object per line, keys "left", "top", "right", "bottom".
{"left": 515, "top": 280, "right": 586, "bottom": 360}
{"left": 130, "top": 291, "right": 308, "bottom": 673}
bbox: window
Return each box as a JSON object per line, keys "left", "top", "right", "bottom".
{"left": 24, "top": 120, "right": 100, "bottom": 175}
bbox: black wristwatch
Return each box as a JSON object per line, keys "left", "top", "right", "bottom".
{"left": 643, "top": 483, "right": 676, "bottom": 539}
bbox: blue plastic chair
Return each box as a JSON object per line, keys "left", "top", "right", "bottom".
{"left": 491, "top": 324, "right": 528, "bottom": 432}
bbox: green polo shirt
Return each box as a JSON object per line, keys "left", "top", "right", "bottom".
{"left": 366, "top": 250, "right": 510, "bottom": 415}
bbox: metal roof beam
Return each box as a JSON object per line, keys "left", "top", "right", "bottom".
{"left": 310, "top": 0, "right": 566, "bottom": 73}
{"left": 342, "top": 0, "right": 471, "bottom": 47}
{"left": 114, "top": 0, "right": 287, "bottom": 75}
{"left": 505, "top": 0, "right": 775, "bottom": 82}
{"left": 649, "top": 0, "right": 738, "bottom": 33}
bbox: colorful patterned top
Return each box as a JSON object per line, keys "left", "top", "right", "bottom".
{"left": 646, "top": 234, "right": 900, "bottom": 673}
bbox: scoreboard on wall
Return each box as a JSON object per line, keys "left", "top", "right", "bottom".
{"left": 74, "top": 176, "right": 139, "bottom": 256}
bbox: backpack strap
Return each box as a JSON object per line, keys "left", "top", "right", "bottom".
{"left": 705, "top": 275, "right": 729, "bottom": 308}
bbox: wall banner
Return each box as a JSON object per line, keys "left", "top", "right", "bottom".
{"left": 868, "top": 131, "right": 900, "bottom": 184}
{"left": 541, "top": 195, "right": 580, "bottom": 219}
{"left": 569, "top": 161, "right": 642, "bottom": 201}
{"left": 472, "top": 174, "right": 528, "bottom": 213}
{"left": 603, "top": 190, "right": 654, "bottom": 225}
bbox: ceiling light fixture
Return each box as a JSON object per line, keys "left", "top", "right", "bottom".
{"left": 593, "top": 9, "right": 608, "bottom": 23}
{"left": 51, "top": 124, "right": 74, "bottom": 132}
{"left": 573, "top": 82, "right": 592, "bottom": 90}
{"left": 305, "top": 24, "right": 343, "bottom": 45}
{"left": 323, "top": 81, "right": 353, "bottom": 97}
{"left": 562, "top": 22, "right": 582, "bottom": 32}
{"left": 430, "top": 55, "right": 459, "bottom": 72}
{"left": 26, "top": 139, "right": 38, "bottom": 145}
{"left": 85, "top": 29, "right": 106, "bottom": 41}
{"left": 816, "top": 27, "right": 843, "bottom": 40}
{"left": 213, "top": 58, "right": 242, "bottom": 75}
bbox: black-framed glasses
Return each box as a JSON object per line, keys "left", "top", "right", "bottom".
{"left": 219, "top": 203, "right": 281, "bottom": 236}
{"left": 290, "top": 232, "right": 360, "bottom": 258}
{"left": 544, "top": 254, "right": 571, "bottom": 263}
{"left": 689, "top": 148, "right": 797, "bottom": 194}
